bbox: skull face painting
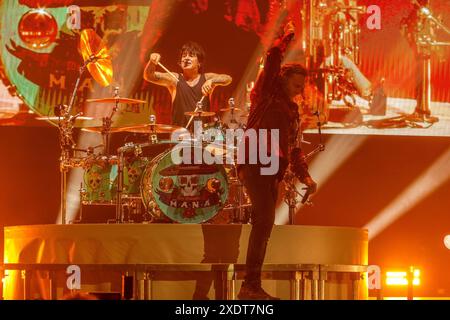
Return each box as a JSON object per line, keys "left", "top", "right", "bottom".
{"left": 178, "top": 175, "right": 200, "bottom": 197}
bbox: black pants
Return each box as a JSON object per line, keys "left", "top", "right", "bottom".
{"left": 240, "top": 165, "right": 279, "bottom": 288}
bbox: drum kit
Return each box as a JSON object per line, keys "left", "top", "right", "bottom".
{"left": 56, "top": 29, "right": 250, "bottom": 225}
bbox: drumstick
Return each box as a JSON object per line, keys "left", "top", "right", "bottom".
{"left": 157, "top": 62, "right": 179, "bottom": 82}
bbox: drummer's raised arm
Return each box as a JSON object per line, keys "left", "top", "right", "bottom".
{"left": 143, "top": 53, "right": 178, "bottom": 89}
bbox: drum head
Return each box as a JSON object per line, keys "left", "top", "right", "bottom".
{"left": 83, "top": 159, "right": 118, "bottom": 204}
{"left": 141, "top": 146, "right": 228, "bottom": 224}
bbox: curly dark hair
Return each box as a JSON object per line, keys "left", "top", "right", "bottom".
{"left": 179, "top": 41, "right": 206, "bottom": 72}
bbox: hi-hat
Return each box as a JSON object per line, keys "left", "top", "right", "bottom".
{"left": 184, "top": 111, "right": 216, "bottom": 117}
{"left": 79, "top": 29, "right": 113, "bottom": 87}
{"left": 86, "top": 97, "right": 146, "bottom": 104}
{"left": 118, "top": 123, "right": 185, "bottom": 134}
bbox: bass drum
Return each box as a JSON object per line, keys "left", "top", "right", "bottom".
{"left": 141, "top": 146, "right": 229, "bottom": 224}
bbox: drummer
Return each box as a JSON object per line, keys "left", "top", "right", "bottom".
{"left": 143, "top": 41, "right": 232, "bottom": 127}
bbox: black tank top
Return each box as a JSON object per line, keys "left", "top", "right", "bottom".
{"left": 172, "top": 73, "right": 210, "bottom": 127}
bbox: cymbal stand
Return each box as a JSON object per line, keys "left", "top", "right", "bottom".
{"left": 115, "top": 146, "right": 126, "bottom": 223}
{"left": 102, "top": 87, "right": 120, "bottom": 156}
{"left": 149, "top": 114, "right": 158, "bottom": 144}
{"left": 59, "top": 59, "right": 92, "bottom": 225}
{"left": 186, "top": 95, "right": 207, "bottom": 130}
{"left": 389, "top": 1, "right": 450, "bottom": 126}
{"left": 411, "top": 2, "right": 450, "bottom": 122}
{"left": 284, "top": 110, "right": 325, "bottom": 225}
{"left": 228, "top": 98, "right": 239, "bottom": 127}
{"left": 284, "top": 169, "right": 304, "bottom": 225}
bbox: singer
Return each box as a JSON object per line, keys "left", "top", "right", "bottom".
{"left": 143, "top": 41, "right": 232, "bottom": 127}
{"left": 237, "top": 21, "right": 317, "bottom": 300}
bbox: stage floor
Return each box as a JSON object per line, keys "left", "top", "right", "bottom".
{"left": 2, "top": 223, "right": 368, "bottom": 300}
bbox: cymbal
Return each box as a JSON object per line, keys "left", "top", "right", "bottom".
{"left": 205, "top": 143, "right": 237, "bottom": 157}
{"left": 86, "top": 97, "right": 147, "bottom": 104}
{"left": 36, "top": 116, "right": 94, "bottom": 121}
{"left": 219, "top": 107, "right": 245, "bottom": 112}
{"left": 79, "top": 29, "right": 113, "bottom": 87}
{"left": 118, "top": 123, "right": 185, "bottom": 134}
{"left": 184, "top": 111, "right": 216, "bottom": 117}
{"left": 81, "top": 126, "right": 125, "bottom": 133}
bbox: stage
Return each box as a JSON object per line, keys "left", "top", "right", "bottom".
{"left": 2, "top": 224, "right": 368, "bottom": 300}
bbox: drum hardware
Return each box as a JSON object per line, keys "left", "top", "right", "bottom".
{"left": 185, "top": 95, "right": 213, "bottom": 129}
{"left": 119, "top": 196, "right": 149, "bottom": 223}
{"left": 84, "top": 87, "right": 147, "bottom": 149}
{"left": 302, "top": 0, "right": 367, "bottom": 114}
{"left": 115, "top": 143, "right": 129, "bottom": 223}
{"left": 367, "top": 0, "right": 450, "bottom": 129}
{"left": 149, "top": 114, "right": 158, "bottom": 144}
{"left": 323, "top": 66, "right": 359, "bottom": 107}
{"left": 400, "top": 0, "right": 450, "bottom": 123}
{"left": 227, "top": 178, "right": 251, "bottom": 224}
{"left": 219, "top": 97, "right": 246, "bottom": 127}
{"left": 114, "top": 141, "right": 150, "bottom": 224}
{"left": 59, "top": 29, "right": 113, "bottom": 224}
{"left": 73, "top": 183, "right": 88, "bottom": 224}
{"left": 285, "top": 106, "right": 325, "bottom": 225}
{"left": 85, "top": 97, "right": 146, "bottom": 104}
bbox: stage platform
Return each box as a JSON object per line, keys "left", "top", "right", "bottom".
{"left": 2, "top": 224, "right": 368, "bottom": 300}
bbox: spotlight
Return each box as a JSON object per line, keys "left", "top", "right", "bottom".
{"left": 444, "top": 235, "right": 450, "bottom": 250}
{"left": 386, "top": 268, "right": 421, "bottom": 286}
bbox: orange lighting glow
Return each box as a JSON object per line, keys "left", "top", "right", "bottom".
{"left": 386, "top": 269, "right": 421, "bottom": 286}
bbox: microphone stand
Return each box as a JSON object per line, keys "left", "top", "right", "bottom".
{"left": 413, "top": 2, "right": 450, "bottom": 121}
{"left": 284, "top": 106, "right": 325, "bottom": 225}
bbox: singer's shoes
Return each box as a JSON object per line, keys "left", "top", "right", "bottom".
{"left": 237, "top": 284, "right": 280, "bottom": 300}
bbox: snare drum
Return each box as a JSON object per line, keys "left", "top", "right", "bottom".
{"left": 140, "top": 145, "right": 229, "bottom": 223}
